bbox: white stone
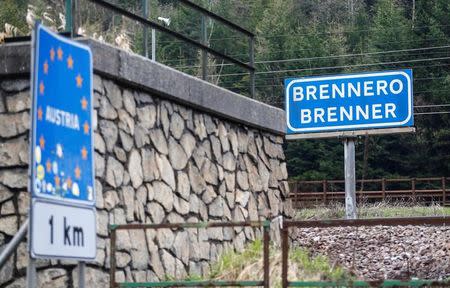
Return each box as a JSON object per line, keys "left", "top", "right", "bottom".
{"left": 119, "top": 130, "right": 134, "bottom": 152}
{"left": 193, "top": 113, "right": 207, "bottom": 140}
{"left": 172, "top": 231, "right": 189, "bottom": 265}
{"left": 0, "top": 136, "right": 28, "bottom": 167}
{"left": 209, "top": 197, "right": 224, "bottom": 217}
{"left": 105, "top": 156, "right": 124, "bottom": 188}
{"left": 223, "top": 152, "right": 236, "bottom": 171}
{"left": 121, "top": 186, "right": 135, "bottom": 221}
{"left": 173, "top": 195, "right": 190, "bottom": 215}
{"left": 134, "top": 124, "right": 150, "bottom": 148}
{"left": 236, "top": 190, "right": 250, "bottom": 207}
{"left": 0, "top": 112, "right": 29, "bottom": 138}
{"left": 150, "top": 129, "right": 168, "bottom": 155}
{"left": 95, "top": 152, "right": 105, "bottom": 178}
{"left": 123, "top": 89, "right": 137, "bottom": 116}
{"left": 168, "top": 137, "right": 188, "bottom": 170}
{"left": 153, "top": 181, "right": 174, "bottom": 212}
{"left": 170, "top": 112, "right": 185, "bottom": 140}
{"left": 147, "top": 202, "right": 165, "bottom": 223}
{"left": 94, "top": 132, "right": 106, "bottom": 154}
{"left": 137, "top": 105, "right": 156, "bottom": 130}
{"left": 157, "top": 229, "right": 174, "bottom": 249}
{"left": 0, "top": 215, "right": 17, "bottom": 235}
{"left": 180, "top": 131, "right": 196, "bottom": 158}
{"left": 129, "top": 229, "right": 149, "bottom": 269}
{"left": 118, "top": 109, "right": 135, "bottom": 135}
{"left": 156, "top": 154, "right": 176, "bottom": 190}
{"left": 177, "top": 172, "right": 190, "bottom": 200}
{"left": 98, "top": 95, "right": 117, "bottom": 120}
{"left": 188, "top": 163, "right": 206, "bottom": 194}
{"left": 104, "top": 190, "right": 120, "bottom": 210}
{"left": 99, "top": 120, "right": 118, "bottom": 152}
{"left": 236, "top": 171, "right": 249, "bottom": 190}
{"left": 141, "top": 149, "right": 159, "bottom": 182}
{"left": 104, "top": 80, "right": 123, "bottom": 109}
{"left": 128, "top": 149, "right": 143, "bottom": 188}
{"left": 6, "top": 91, "right": 30, "bottom": 112}
{"left": 202, "top": 185, "right": 216, "bottom": 205}
{"left": 202, "top": 159, "right": 219, "bottom": 185}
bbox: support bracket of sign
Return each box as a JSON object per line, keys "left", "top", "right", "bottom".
{"left": 286, "top": 127, "right": 416, "bottom": 140}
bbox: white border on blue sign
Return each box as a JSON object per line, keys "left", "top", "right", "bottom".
{"left": 285, "top": 70, "right": 413, "bottom": 133}
{"left": 31, "top": 24, "right": 95, "bottom": 207}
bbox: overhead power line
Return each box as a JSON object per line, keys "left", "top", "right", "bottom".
{"left": 211, "top": 56, "right": 450, "bottom": 77}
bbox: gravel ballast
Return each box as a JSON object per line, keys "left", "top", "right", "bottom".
{"left": 292, "top": 225, "right": 450, "bottom": 280}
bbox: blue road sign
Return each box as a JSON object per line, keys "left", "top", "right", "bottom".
{"left": 285, "top": 70, "right": 413, "bottom": 134}
{"left": 31, "top": 24, "right": 94, "bottom": 206}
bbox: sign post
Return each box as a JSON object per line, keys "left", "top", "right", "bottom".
{"left": 343, "top": 137, "right": 356, "bottom": 219}
{"left": 28, "top": 23, "right": 95, "bottom": 286}
{"left": 285, "top": 70, "right": 414, "bottom": 219}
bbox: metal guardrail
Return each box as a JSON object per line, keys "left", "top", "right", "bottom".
{"left": 0, "top": 218, "right": 28, "bottom": 268}
{"left": 289, "top": 177, "right": 450, "bottom": 207}
{"left": 64, "top": 0, "right": 256, "bottom": 97}
{"left": 109, "top": 221, "right": 270, "bottom": 288}
{"left": 280, "top": 216, "right": 450, "bottom": 287}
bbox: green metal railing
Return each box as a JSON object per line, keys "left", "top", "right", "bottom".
{"left": 109, "top": 221, "right": 271, "bottom": 288}
{"left": 63, "top": 0, "right": 256, "bottom": 97}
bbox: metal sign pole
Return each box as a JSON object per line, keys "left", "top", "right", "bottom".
{"left": 344, "top": 137, "right": 357, "bottom": 219}
{"left": 78, "top": 261, "right": 86, "bottom": 288}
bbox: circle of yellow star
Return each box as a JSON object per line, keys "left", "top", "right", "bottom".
{"left": 67, "top": 55, "right": 74, "bottom": 69}
{"left": 81, "top": 97, "right": 88, "bottom": 110}
{"left": 46, "top": 159, "right": 52, "bottom": 172}
{"left": 57, "top": 47, "right": 63, "bottom": 61}
{"left": 37, "top": 106, "right": 43, "bottom": 120}
{"left": 50, "top": 48, "right": 55, "bottom": 61}
{"left": 39, "top": 81, "right": 45, "bottom": 95}
{"left": 66, "top": 177, "right": 73, "bottom": 189}
{"left": 39, "top": 135, "right": 45, "bottom": 150}
{"left": 54, "top": 175, "right": 61, "bottom": 186}
{"left": 81, "top": 147, "right": 88, "bottom": 160}
{"left": 83, "top": 121, "right": 90, "bottom": 134}
{"left": 74, "top": 166, "right": 81, "bottom": 179}
{"left": 76, "top": 74, "right": 83, "bottom": 88}
{"left": 43, "top": 61, "right": 49, "bottom": 74}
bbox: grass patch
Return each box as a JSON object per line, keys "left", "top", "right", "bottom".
{"left": 208, "top": 239, "right": 350, "bottom": 287}
{"left": 296, "top": 201, "right": 450, "bottom": 220}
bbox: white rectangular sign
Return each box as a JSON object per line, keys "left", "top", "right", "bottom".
{"left": 30, "top": 200, "right": 96, "bottom": 260}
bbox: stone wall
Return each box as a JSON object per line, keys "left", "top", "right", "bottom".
{"left": 0, "top": 40, "right": 291, "bottom": 287}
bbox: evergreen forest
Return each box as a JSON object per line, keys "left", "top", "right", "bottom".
{"left": 1, "top": 0, "right": 449, "bottom": 180}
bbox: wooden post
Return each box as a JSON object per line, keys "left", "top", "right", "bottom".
{"left": 442, "top": 177, "right": 446, "bottom": 205}
{"left": 323, "top": 180, "right": 327, "bottom": 205}
{"left": 382, "top": 178, "right": 386, "bottom": 201}
{"left": 412, "top": 178, "right": 416, "bottom": 203}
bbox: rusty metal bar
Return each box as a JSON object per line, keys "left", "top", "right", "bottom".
{"left": 412, "top": 178, "right": 416, "bottom": 203}
{"left": 382, "top": 178, "right": 386, "bottom": 200}
{"left": 322, "top": 180, "right": 327, "bottom": 205}
{"left": 284, "top": 216, "right": 450, "bottom": 228}
{"left": 110, "top": 227, "right": 117, "bottom": 288}
{"left": 281, "top": 226, "right": 289, "bottom": 288}
{"left": 109, "top": 220, "right": 265, "bottom": 231}
{"left": 263, "top": 224, "right": 270, "bottom": 288}
{"left": 118, "top": 280, "right": 263, "bottom": 287}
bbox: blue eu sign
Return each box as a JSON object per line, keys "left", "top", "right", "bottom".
{"left": 285, "top": 70, "right": 413, "bottom": 134}
{"left": 31, "top": 24, "right": 94, "bottom": 206}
